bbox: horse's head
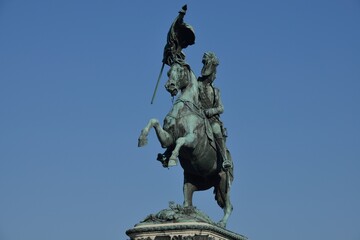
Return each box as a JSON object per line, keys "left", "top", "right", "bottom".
{"left": 165, "top": 63, "right": 191, "bottom": 97}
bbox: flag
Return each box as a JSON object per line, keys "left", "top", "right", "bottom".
{"left": 162, "top": 5, "right": 195, "bottom": 66}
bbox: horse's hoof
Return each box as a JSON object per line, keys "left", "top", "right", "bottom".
{"left": 168, "top": 158, "right": 177, "bottom": 167}
{"left": 183, "top": 206, "right": 195, "bottom": 214}
{"left": 216, "top": 221, "right": 226, "bottom": 228}
{"left": 138, "top": 137, "right": 148, "bottom": 147}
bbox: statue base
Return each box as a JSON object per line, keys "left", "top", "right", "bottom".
{"left": 126, "top": 202, "right": 247, "bottom": 240}
{"left": 126, "top": 222, "right": 247, "bottom": 240}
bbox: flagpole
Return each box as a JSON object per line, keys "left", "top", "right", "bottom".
{"left": 151, "top": 62, "right": 165, "bottom": 104}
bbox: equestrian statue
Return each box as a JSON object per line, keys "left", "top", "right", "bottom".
{"left": 138, "top": 5, "right": 234, "bottom": 228}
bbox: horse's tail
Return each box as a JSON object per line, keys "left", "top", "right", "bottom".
{"left": 214, "top": 150, "right": 234, "bottom": 208}
{"left": 214, "top": 180, "right": 225, "bottom": 208}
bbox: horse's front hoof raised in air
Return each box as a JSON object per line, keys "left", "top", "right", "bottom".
{"left": 167, "top": 158, "right": 178, "bottom": 167}
{"left": 138, "top": 136, "right": 148, "bottom": 147}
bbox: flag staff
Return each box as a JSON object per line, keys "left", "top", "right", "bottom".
{"left": 151, "top": 62, "right": 165, "bottom": 104}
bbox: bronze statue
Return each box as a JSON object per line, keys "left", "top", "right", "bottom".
{"left": 138, "top": 5, "right": 234, "bottom": 228}
{"left": 138, "top": 62, "right": 233, "bottom": 228}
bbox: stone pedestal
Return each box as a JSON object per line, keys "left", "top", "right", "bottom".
{"left": 126, "top": 221, "right": 247, "bottom": 240}
{"left": 126, "top": 203, "right": 247, "bottom": 240}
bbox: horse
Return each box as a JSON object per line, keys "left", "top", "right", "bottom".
{"left": 138, "top": 62, "right": 233, "bottom": 228}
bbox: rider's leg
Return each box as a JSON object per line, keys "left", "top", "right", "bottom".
{"left": 212, "top": 122, "right": 232, "bottom": 170}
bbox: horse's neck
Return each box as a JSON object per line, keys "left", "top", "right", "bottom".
{"left": 180, "top": 71, "right": 199, "bottom": 104}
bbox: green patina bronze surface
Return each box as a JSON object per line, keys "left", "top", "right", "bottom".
{"left": 138, "top": 5, "right": 235, "bottom": 229}
{"left": 139, "top": 202, "right": 214, "bottom": 225}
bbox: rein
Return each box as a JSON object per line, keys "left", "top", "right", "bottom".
{"left": 176, "top": 98, "right": 205, "bottom": 119}
{"left": 166, "top": 98, "right": 205, "bottom": 120}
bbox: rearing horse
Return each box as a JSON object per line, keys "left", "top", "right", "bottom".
{"left": 138, "top": 62, "right": 233, "bottom": 228}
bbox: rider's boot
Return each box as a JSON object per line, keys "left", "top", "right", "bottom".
{"left": 216, "top": 137, "right": 232, "bottom": 170}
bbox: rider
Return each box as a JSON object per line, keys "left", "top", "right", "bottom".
{"left": 198, "top": 52, "right": 232, "bottom": 170}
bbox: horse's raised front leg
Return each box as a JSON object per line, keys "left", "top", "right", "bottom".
{"left": 138, "top": 118, "right": 173, "bottom": 148}
{"left": 168, "top": 132, "right": 196, "bottom": 167}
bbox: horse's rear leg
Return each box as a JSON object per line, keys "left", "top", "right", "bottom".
{"left": 216, "top": 171, "right": 233, "bottom": 228}
{"left": 183, "top": 174, "right": 198, "bottom": 207}
{"left": 218, "top": 190, "right": 233, "bottom": 228}
{"left": 138, "top": 118, "right": 173, "bottom": 148}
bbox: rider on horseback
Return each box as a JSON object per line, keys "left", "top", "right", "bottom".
{"left": 198, "top": 52, "right": 232, "bottom": 170}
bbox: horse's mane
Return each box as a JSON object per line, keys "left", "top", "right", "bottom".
{"left": 176, "top": 62, "right": 199, "bottom": 104}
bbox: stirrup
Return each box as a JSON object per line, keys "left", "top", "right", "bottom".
{"left": 222, "top": 160, "right": 232, "bottom": 170}
{"left": 157, "top": 153, "right": 168, "bottom": 168}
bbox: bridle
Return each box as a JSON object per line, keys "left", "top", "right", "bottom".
{"left": 167, "top": 63, "right": 205, "bottom": 120}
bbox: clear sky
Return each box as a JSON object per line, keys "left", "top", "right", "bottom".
{"left": 0, "top": 1, "right": 359, "bottom": 240}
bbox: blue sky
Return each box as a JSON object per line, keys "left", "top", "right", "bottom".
{"left": 0, "top": 1, "right": 359, "bottom": 240}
